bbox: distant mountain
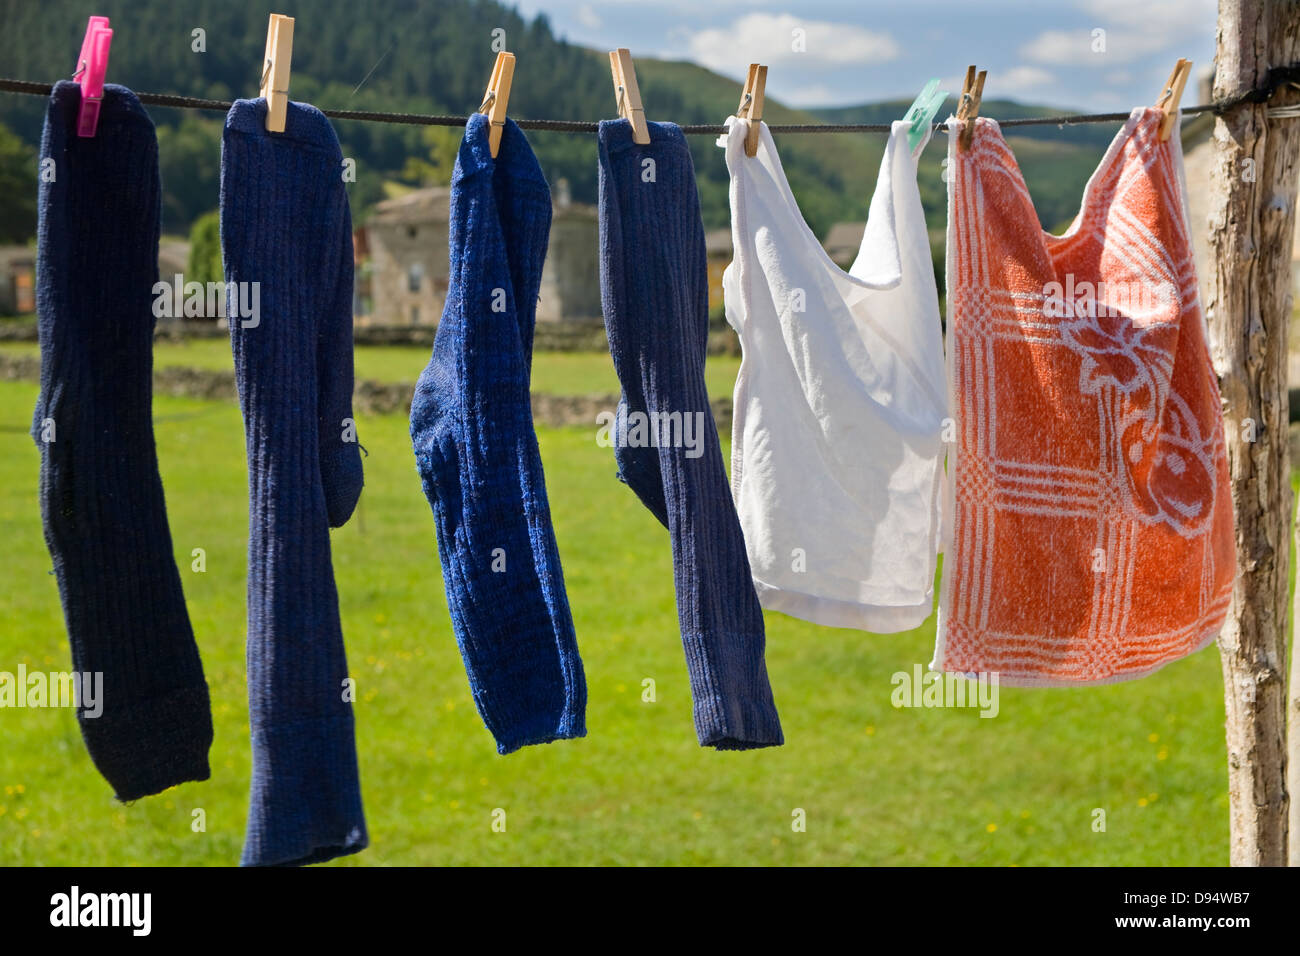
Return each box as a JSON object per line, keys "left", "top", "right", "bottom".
{"left": 809, "top": 97, "right": 1130, "bottom": 235}
{"left": 0, "top": 0, "right": 1126, "bottom": 262}
{"left": 809, "top": 97, "right": 1124, "bottom": 149}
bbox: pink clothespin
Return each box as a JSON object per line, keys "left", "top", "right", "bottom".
{"left": 75, "top": 16, "right": 113, "bottom": 138}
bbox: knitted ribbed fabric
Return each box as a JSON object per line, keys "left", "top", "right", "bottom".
{"left": 32, "top": 81, "right": 213, "bottom": 801}
{"left": 597, "top": 119, "right": 783, "bottom": 749}
{"left": 411, "top": 113, "right": 586, "bottom": 755}
{"left": 221, "top": 97, "right": 367, "bottom": 865}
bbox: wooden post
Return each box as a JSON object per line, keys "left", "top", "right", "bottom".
{"left": 1206, "top": 0, "right": 1300, "bottom": 866}
{"left": 1292, "top": 501, "right": 1300, "bottom": 864}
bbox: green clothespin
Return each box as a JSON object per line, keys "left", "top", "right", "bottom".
{"left": 902, "top": 78, "right": 949, "bottom": 154}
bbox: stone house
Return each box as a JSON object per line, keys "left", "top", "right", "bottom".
{"left": 0, "top": 246, "right": 35, "bottom": 315}
{"left": 704, "top": 224, "right": 875, "bottom": 317}
{"left": 705, "top": 229, "right": 731, "bottom": 315}
{"left": 538, "top": 179, "right": 601, "bottom": 323}
{"left": 363, "top": 178, "right": 603, "bottom": 326}
{"left": 364, "top": 187, "right": 450, "bottom": 327}
{"left": 821, "top": 222, "right": 867, "bottom": 269}
{"left": 352, "top": 227, "right": 372, "bottom": 323}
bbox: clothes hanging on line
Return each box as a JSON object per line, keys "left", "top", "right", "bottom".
{"left": 22, "top": 71, "right": 1245, "bottom": 873}
{"left": 32, "top": 80, "right": 214, "bottom": 802}
{"left": 597, "top": 116, "right": 784, "bottom": 749}
{"left": 717, "top": 115, "right": 949, "bottom": 633}
{"left": 410, "top": 112, "right": 588, "bottom": 755}
{"left": 222, "top": 95, "right": 368, "bottom": 865}
{"left": 934, "top": 107, "right": 1234, "bottom": 685}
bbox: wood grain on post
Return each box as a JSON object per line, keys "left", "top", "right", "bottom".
{"left": 1206, "top": 0, "right": 1298, "bottom": 866}
{"left": 1292, "top": 497, "right": 1300, "bottom": 864}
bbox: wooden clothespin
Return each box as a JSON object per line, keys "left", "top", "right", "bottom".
{"left": 609, "top": 48, "right": 650, "bottom": 144}
{"left": 260, "top": 14, "right": 294, "bottom": 133}
{"left": 478, "top": 51, "right": 515, "bottom": 158}
{"left": 736, "top": 63, "right": 767, "bottom": 157}
{"left": 956, "top": 65, "right": 986, "bottom": 151}
{"left": 1156, "top": 58, "right": 1192, "bottom": 142}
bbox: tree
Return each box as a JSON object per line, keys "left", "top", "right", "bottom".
{"left": 155, "top": 116, "right": 223, "bottom": 234}
{"left": 0, "top": 122, "right": 36, "bottom": 244}
{"left": 400, "top": 124, "right": 463, "bottom": 187}
{"left": 187, "top": 210, "right": 222, "bottom": 289}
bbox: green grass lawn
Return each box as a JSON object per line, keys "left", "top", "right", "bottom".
{"left": 0, "top": 379, "right": 1230, "bottom": 865}
{"left": 0, "top": 339, "right": 743, "bottom": 401}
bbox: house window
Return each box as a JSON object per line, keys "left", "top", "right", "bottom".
{"left": 407, "top": 262, "right": 424, "bottom": 293}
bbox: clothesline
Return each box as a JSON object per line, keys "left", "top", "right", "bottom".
{"left": 4, "top": 68, "right": 1300, "bottom": 133}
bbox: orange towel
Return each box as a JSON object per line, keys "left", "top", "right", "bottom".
{"left": 935, "top": 108, "right": 1234, "bottom": 686}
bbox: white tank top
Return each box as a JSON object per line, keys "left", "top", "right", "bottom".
{"left": 718, "top": 117, "right": 949, "bottom": 632}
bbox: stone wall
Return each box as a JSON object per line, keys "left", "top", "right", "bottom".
{"left": 0, "top": 317, "right": 744, "bottom": 354}
{"left": 0, "top": 350, "right": 734, "bottom": 431}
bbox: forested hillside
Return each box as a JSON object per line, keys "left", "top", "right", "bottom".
{"left": 0, "top": 0, "right": 1117, "bottom": 245}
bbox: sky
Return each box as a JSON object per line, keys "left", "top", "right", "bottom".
{"left": 511, "top": 0, "right": 1219, "bottom": 112}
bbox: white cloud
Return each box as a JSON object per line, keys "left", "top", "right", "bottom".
{"left": 1021, "top": 29, "right": 1107, "bottom": 66}
{"left": 1021, "top": 0, "right": 1216, "bottom": 66}
{"left": 687, "top": 12, "right": 899, "bottom": 74}
{"left": 984, "top": 66, "right": 1057, "bottom": 99}
{"left": 594, "top": 0, "right": 771, "bottom": 5}
{"left": 574, "top": 4, "right": 601, "bottom": 29}
{"left": 934, "top": 66, "right": 1054, "bottom": 105}
{"left": 1081, "top": 0, "right": 1217, "bottom": 32}
{"left": 779, "top": 83, "right": 840, "bottom": 108}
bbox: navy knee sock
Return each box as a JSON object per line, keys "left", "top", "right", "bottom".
{"left": 597, "top": 119, "right": 783, "bottom": 749}
{"left": 32, "top": 81, "right": 213, "bottom": 800}
{"left": 221, "top": 97, "right": 366, "bottom": 866}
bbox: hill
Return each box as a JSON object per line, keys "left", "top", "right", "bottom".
{"left": 0, "top": 0, "right": 1127, "bottom": 251}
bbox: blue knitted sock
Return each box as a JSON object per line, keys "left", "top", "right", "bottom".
{"left": 597, "top": 119, "right": 783, "bottom": 750}
{"left": 32, "top": 81, "right": 213, "bottom": 800}
{"left": 411, "top": 114, "right": 586, "bottom": 755}
{"left": 221, "top": 97, "right": 366, "bottom": 866}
